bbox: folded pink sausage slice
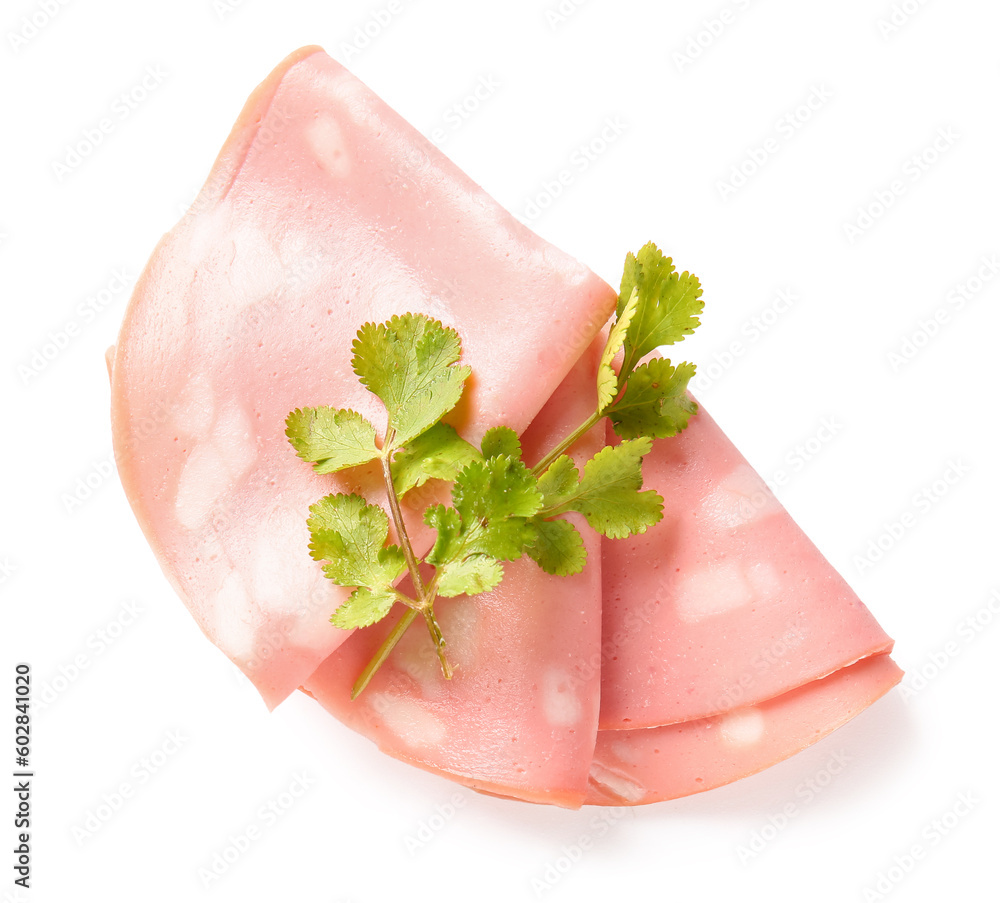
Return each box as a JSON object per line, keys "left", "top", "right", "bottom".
{"left": 586, "top": 653, "right": 902, "bottom": 805}
{"left": 302, "top": 347, "right": 605, "bottom": 808}
{"left": 599, "top": 401, "right": 894, "bottom": 730}
{"left": 110, "top": 46, "right": 901, "bottom": 805}
{"left": 109, "top": 46, "right": 615, "bottom": 708}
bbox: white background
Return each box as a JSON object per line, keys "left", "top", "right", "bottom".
{"left": 2, "top": 0, "right": 998, "bottom": 901}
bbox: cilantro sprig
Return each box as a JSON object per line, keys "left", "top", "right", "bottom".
{"left": 286, "top": 242, "right": 703, "bottom": 698}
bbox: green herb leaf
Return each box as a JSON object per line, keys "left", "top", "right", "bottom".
{"left": 351, "top": 313, "right": 471, "bottom": 448}
{"left": 607, "top": 358, "right": 698, "bottom": 439}
{"left": 537, "top": 454, "right": 580, "bottom": 505}
{"left": 427, "top": 456, "right": 543, "bottom": 564}
{"left": 617, "top": 242, "right": 703, "bottom": 380}
{"left": 481, "top": 426, "right": 521, "bottom": 460}
{"left": 476, "top": 516, "right": 540, "bottom": 561}
{"left": 435, "top": 555, "right": 504, "bottom": 598}
{"left": 423, "top": 504, "right": 464, "bottom": 566}
{"left": 597, "top": 285, "right": 639, "bottom": 413}
{"left": 540, "top": 438, "right": 663, "bottom": 539}
{"left": 525, "top": 517, "right": 587, "bottom": 576}
{"left": 423, "top": 506, "right": 508, "bottom": 597}
{"left": 453, "top": 456, "right": 544, "bottom": 523}
{"left": 330, "top": 587, "right": 400, "bottom": 629}
{"left": 307, "top": 494, "right": 407, "bottom": 589}
{"left": 422, "top": 456, "right": 543, "bottom": 597}
{"left": 285, "top": 407, "right": 380, "bottom": 474}
{"left": 391, "top": 422, "right": 483, "bottom": 497}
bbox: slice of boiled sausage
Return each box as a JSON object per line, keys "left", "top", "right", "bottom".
{"left": 109, "top": 47, "right": 616, "bottom": 709}
{"left": 599, "top": 399, "right": 894, "bottom": 731}
{"left": 302, "top": 344, "right": 606, "bottom": 808}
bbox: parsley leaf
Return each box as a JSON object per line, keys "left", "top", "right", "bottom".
{"left": 331, "top": 587, "right": 400, "bottom": 629}
{"left": 435, "top": 556, "right": 504, "bottom": 598}
{"left": 307, "top": 494, "right": 407, "bottom": 591}
{"left": 391, "top": 422, "right": 483, "bottom": 497}
{"left": 539, "top": 438, "right": 663, "bottom": 539}
{"left": 481, "top": 426, "right": 521, "bottom": 460}
{"left": 285, "top": 407, "right": 380, "bottom": 474}
{"left": 422, "top": 504, "right": 463, "bottom": 565}
{"left": 525, "top": 517, "right": 587, "bottom": 576}
{"left": 453, "top": 456, "right": 544, "bottom": 523}
{"left": 537, "top": 454, "right": 580, "bottom": 502}
{"left": 422, "top": 506, "right": 507, "bottom": 597}
{"left": 422, "top": 456, "right": 543, "bottom": 598}
{"left": 597, "top": 285, "right": 639, "bottom": 413}
{"left": 607, "top": 358, "right": 698, "bottom": 439}
{"left": 617, "top": 242, "right": 703, "bottom": 381}
{"left": 351, "top": 314, "right": 471, "bottom": 448}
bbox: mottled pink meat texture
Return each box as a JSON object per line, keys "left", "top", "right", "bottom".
{"left": 109, "top": 47, "right": 616, "bottom": 709}
{"left": 599, "top": 400, "right": 894, "bottom": 730}
{"left": 301, "top": 346, "right": 605, "bottom": 808}
{"left": 586, "top": 653, "right": 902, "bottom": 806}
{"left": 110, "top": 45, "right": 902, "bottom": 803}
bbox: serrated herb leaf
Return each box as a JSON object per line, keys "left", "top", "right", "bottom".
{"left": 331, "top": 587, "right": 399, "bottom": 629}
{"left": 540, "top": 438, "right": 663, "bottom": 539}
{"left": 427, "top": 457, "right": 542, "bottom": 564}
{"left": 307, "top": 494, "right": 407, "bottom": 589}
{"left": 285, "top": 407, "right": 380, "bottom": 474}
{"left": 617, "top": 242, "right": 703, "bottom": 380}
{"left": 453, "top": 456, "right": 544, "bottom": 523}
{"left": 424, "top": 506, "right": 508, "bottom": 597}
{"left": 536, "top": 454, "right": 579, "bottom": 504}
{"left": 423, "top": 456, "right": 542, "bottom": 597}
{"left": 423, "top": 504, "right": 463, "bottom": 566}
{"left": 391, "top": 422, "right": 483, "bottom": 497}
{"left": 481, "top": 426, "right": 521, "bottom": 460}
{"left": 597, "top": 285, "right": 639, "bottom": 413}
{"left": 525, "top": 517, "right": 587, "bottom": 576}
{"left": 475, "top": 516, "right": 539, "bottom": 560}
{"left": 435, "top": 555, "right": 504, "bottom": 598}
{"left": 607, "top": 358, "right": 698, "bottom": 439}
{"left": 351, "top": 313, "right": 471, "bottom": 448}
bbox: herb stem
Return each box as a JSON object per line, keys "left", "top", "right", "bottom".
{"left": 421, "top": 607, "right": 453, "bottom": 679}
{"left": 351, "top": 607, "right": 418, "bottom": 700}
{"left": 381, "top": 432, "right": 427, "bottom": 601}
{"left": 350, "top": 436, "right": 453, "bottom": 697}
{"left": 531, "top": 410, "right": 602, "bottom": 476}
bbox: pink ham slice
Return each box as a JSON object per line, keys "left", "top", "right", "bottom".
{"left": 110, "top": 45, "right": 902, "bottom": 803}
{"left": 586, "top": 653, "right": 902, "bottom": 805}
{"left": 598, "top": 399, "right": 894, "bottom": 731}
{"left": 109, "top": 46, "right": 616, "bottom": 709}
{"left": 301, "top": 345, "right": 605, "bottom": 809}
